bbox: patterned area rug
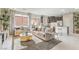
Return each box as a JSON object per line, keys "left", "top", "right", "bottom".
{"left": 21, "top": 39, "right": 62, "bottom": 50}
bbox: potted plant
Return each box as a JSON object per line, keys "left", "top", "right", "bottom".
{"left": 0, "top": 8, "right": 11, "bottom": 39}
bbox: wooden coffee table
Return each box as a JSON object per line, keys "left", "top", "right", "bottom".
{"left": 20, "top": 33, "right": 32, "bottom": 41}
{"left": 20, "top": 35, "right": 32, "bottom": 41}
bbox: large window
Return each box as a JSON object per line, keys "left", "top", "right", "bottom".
{"left": 31, "top": 17, "right": 41, "bottom": 26}
{"left": 14, "top": 14, "right": 29, "bottom": 27}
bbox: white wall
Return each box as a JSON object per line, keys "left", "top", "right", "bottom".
{"left": 63, "top": 13, "right": 73, "bottom": 35}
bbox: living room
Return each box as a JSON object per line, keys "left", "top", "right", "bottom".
{"left": 0, "top": 8, "right": 79, "bottom": 50}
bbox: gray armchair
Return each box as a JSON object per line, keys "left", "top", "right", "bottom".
{"left": 44, "top": 32, "right": 55, "bottom": 41}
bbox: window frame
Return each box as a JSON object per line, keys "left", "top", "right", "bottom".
{"left": 14, "top": 14, "right": 29, "bottom": 28}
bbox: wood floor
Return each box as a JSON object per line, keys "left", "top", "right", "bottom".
{"left": 2, "top": 34, "right": 79, "bottom": 50}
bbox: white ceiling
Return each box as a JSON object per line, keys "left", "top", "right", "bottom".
{"left": 13, "top": 8, "right": 78, "bottom": 16}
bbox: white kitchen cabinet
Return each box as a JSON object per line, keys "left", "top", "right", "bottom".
{"left": 56, "top": 27, "right": 67, "bottom": 35}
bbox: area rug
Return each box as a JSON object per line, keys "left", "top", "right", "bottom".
{"left": 21, "top": 39, "right": 62, "bottom": 50}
